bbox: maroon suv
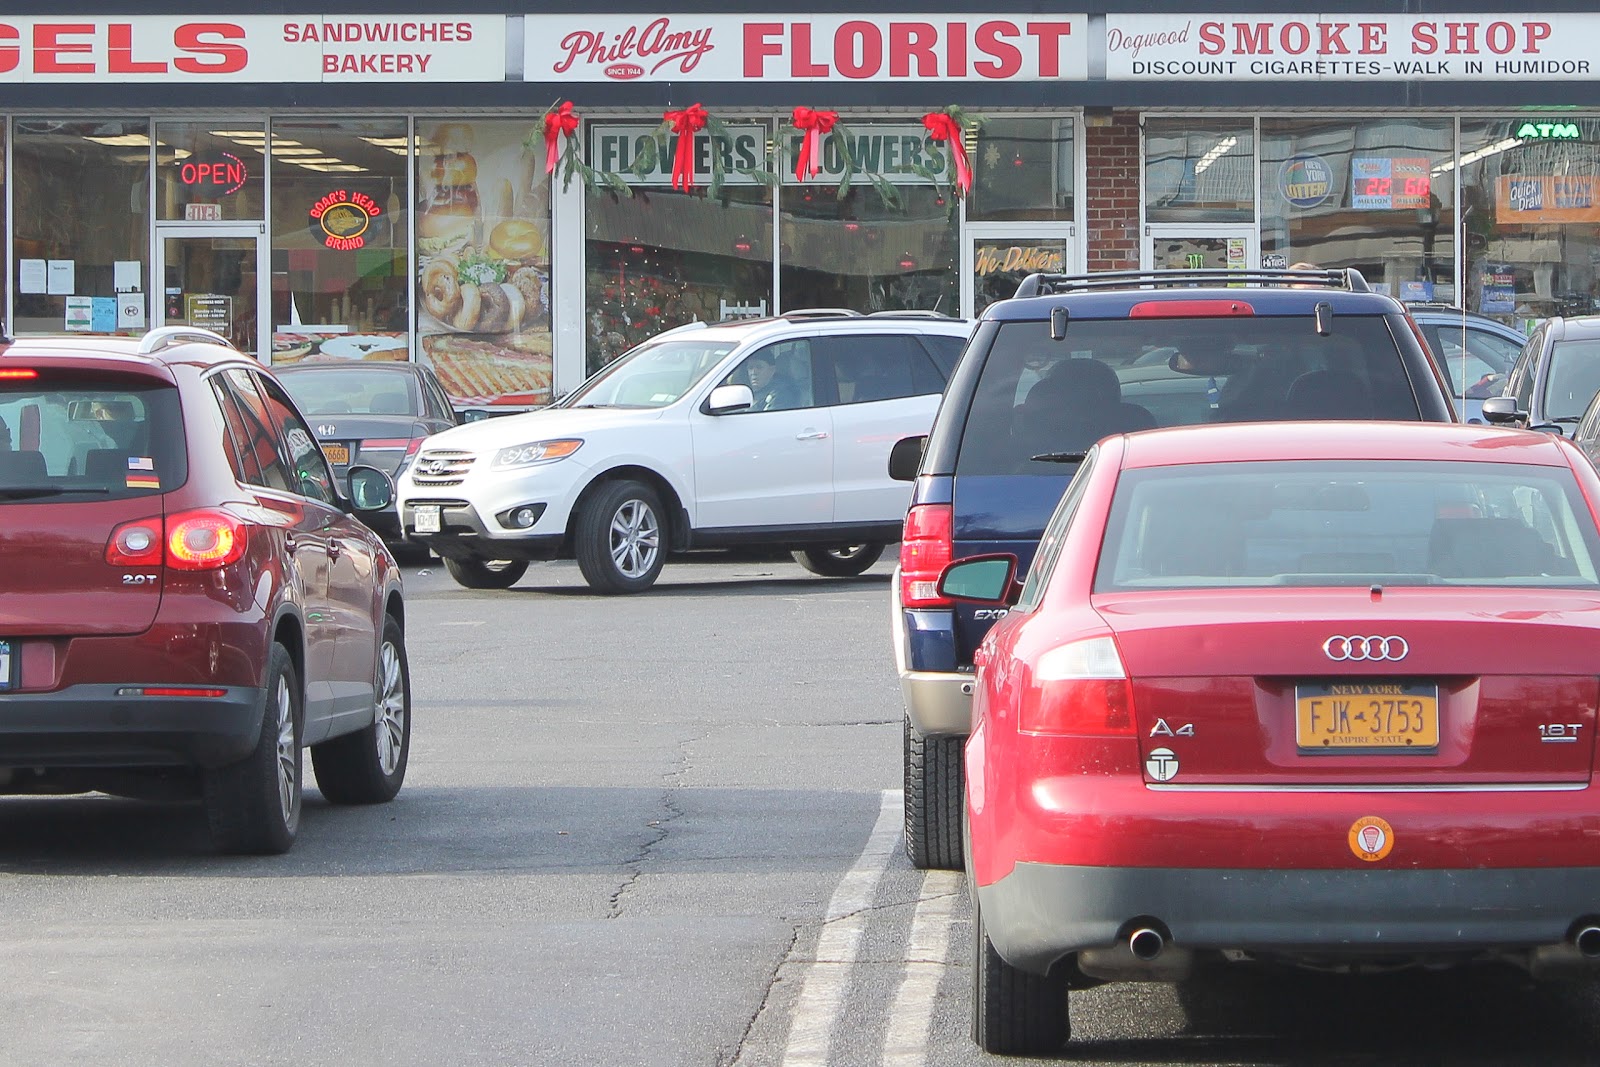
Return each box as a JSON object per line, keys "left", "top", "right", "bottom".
{"left": 0, "top": 327, "right": 410, "bottom": 854}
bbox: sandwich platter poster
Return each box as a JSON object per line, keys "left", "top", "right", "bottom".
{"left": 415, "top": 119, "right": 554, "bottom": 406}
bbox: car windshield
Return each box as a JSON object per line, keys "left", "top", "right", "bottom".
{"left": 1541, "top": 339, "right": 1600, "bottom": 422}
{"left": 955, "top": 316, "right": 1419, "bottom": 476}
{"left": 560, "top": 338, "right": 738, "bottom": 409}
{"left": 1093, "top": 459, "right": 1600, "bottom": 591}
{"left": 280, "top": 369, "right": 420, "bottom": 417}
{"left": 0, "top": 379, "right": 186, "bottom": 500}
{"left": 1425, "top": 320, "right": 1521, "bottom": 401}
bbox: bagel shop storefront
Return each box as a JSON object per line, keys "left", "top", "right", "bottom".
{"left": 3, "top": 6, "right": 1600, "bottom": 405}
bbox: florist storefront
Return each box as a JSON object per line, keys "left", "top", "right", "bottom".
{"left": 1, "top": 6, "right": 1599, "bottom": 403}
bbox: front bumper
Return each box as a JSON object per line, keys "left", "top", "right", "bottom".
{"left": 397, "top": 498, "right": 563, "bottom": 561}
{"left": 0, "top": 683, "right": 265, "bottom": 769}
{"left": 978, "top": 862, "right": 1600, "bottom": 976}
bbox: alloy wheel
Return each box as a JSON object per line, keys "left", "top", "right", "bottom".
{"left": 375, "top": 641, "right": 406, "bottom": 776}
{"left": 609, "top": 499, "right": 660, "bottom": 579}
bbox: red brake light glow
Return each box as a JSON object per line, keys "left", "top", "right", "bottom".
{"left": 1024, "top": 636, "right": 1136, "bottom": 735}
{"left": 900, "top": 503, "right": 953, "bottom": 608}
{"left": 1128, "top": 300, "right": 1255, "bottom": 318}
{"left": 128, "top": 687, "right": 228, "bottom": 698}
{"left": 0, "top": 368, "right": 38, "bottom": 380}
{"left": 165, "top": 509, "right": 247, "bottom": 570}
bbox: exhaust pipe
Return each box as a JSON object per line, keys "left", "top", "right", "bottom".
{"left": 1128, "top": 927, "right": 1166, "bottom": 961}
{"left": 1574, "top": 926, "right": 1600, "bottom": 958}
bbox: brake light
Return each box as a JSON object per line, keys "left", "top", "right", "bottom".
{"left": 406, "top": 437, "right": 423, "bottom": 456}
{"left": 121, "top": 687, "right": 228, "bottom": 698}
{"left": 106, "top": 517, "right": 164, "bottom": 566}
{"left": 0, "top": 368, "right": 38, "bottom": 380}
{"left": 1128, "top": 300, "right": 1255, "bottom": 318}
{"left": 166, "top": 509, "right": 247, "bottom": 570}
{"left": 1023, "top": 636, "right": 1135, "bottom": 735}
{"left": 899, "top": 504, "right": 953, "bottom": 608}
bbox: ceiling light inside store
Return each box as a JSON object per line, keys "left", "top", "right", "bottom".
{"left": 86, "top": 134, "right": 154, "bottom": 146}
{"left": 293, "top": 163, "right": 367, "bottom": 172}
{"left": 1193, "top": 136, "right": 1238, "bottom": 176}
{"left": 209, "top": 130, "right": 268, "bottom": 137}
{"left": 1433, "top": 138, "right": 1524, "bottom": 175}
{"left": 269, "top": 147, "right": 325, "bottom": 156}
{"left": 361, "top": 136, "right": 411, "bottom": 147}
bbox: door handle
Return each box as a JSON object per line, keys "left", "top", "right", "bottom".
{"left": 795, "top": 430, "right": 830, "bottom": 440}
{"left": 285, "top": 533, "right": 299, "bottom": 551}
{"left": 327, "top": 538, "right": 342, "bottom": 560}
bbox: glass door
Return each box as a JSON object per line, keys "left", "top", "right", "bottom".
{"left": 1146, "top": 225, "right": 1257, "bottom": 276}
{"left": 963, "top": 223, "right": 1077, "bottom": 318}
{"left": 154, "top": 224, "right": 268, "bottom": 358}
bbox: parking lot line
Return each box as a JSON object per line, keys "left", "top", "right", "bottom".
{"left": 780, "top": 789, "right": 902, "bottom": 1067}
{"left": 881, "top": 871, "right": 961, "bottom": 1064}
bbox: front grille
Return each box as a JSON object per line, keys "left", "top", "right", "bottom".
{"left": 410, "top": 448, "right": 476, "bottom": 487}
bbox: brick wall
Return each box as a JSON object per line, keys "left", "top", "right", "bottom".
{"left": 1085, "top": 113, "right": 1141, "bottom": 272}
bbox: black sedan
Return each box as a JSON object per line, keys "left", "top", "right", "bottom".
{"left": 276, "top": 360, "right": 459, "bottom": 551}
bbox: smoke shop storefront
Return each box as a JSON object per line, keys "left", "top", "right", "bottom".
{"left": 2, "top": 8, "right": 1599, "bottom": 405}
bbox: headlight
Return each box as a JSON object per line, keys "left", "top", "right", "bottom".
{"left": 491, "top": 439, "right": 583, "bottom": 469}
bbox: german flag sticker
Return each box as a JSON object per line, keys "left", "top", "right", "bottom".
{"left": 1349, "top": 816, "right": 1395, "bottom": 862}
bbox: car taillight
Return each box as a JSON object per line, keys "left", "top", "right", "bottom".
{"left": 0, "top": 368, "right": 38, "bottom": 380}
{"left": 106, "top": 517, "right": 164, "bottom": 566}
{"left": 406, "top": 437, "right": 424, "bottom": 456}
{"left": 899, "top": 504, "right": 953, "bottom": 608}
{"left": 1024, "top": 636, "right": 1135, "bottom": 735}
{"left": 166, "top": 509, "right": 248, "bottom": 570}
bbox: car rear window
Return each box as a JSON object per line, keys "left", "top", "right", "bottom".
{"left": 1094, "top": 459, "right": 1600, "bottom": 592}
{"left": 955, "top": 316, "right": 1420, "bottom": 475}
{"left": 280, "top": 369, "right": 421, "bottom": 416}
{"left": 1541, "top": 339, "right": 1600, "bottom": 423}
{"left": 0, "top": 378, "right": 186, "bottom": 501}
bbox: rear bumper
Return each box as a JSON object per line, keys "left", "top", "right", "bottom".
{"left": 0, "top": 684, "right": 264, "bottom": 769}
{"left": 978, "top": 862, "right": 1600, "bottom": 976}
{"left": 890, "top": 572, "right": 972, "bottom": 736}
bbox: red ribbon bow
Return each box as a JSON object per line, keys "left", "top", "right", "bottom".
{"left": 663, "top": 103, "right": 709, "bottom": 191}
{"left": 792, "top": 107, "right": 838, "bottom": 182}
{"left": 542, "top": 101, "right": 580, "bottom": 175}
{"left": 922, "top": 111, "right": 972, "bottom": 197}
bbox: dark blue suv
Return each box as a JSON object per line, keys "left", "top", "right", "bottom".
{"left": 890, "top": 268, "right": 1460, "bottom": 869}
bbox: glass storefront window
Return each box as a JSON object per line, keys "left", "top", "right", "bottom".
{"left": 269, "top": 118, "right": 410, "bottom": 365}
{"left": 967, "top": 117, "right": 1075, "bottom": 222}
{"left": 1145, "top": 119, "right": 1254, "bottom": 223}
{"left": 585, "top": 119, "right": 775, "bottom": 374}
{"left": 155, "top": 121, "right": 266, "bottom": 222}
{"left": 413, "top": 119, "right": 554, "bottom": 406}
{"left": 1460, "top": 118, "right": 1600, "bottom": 325}
{"left": 1262, "top": 118, "right": 1455, "bottom": 302}
{"left": 11, "top": 119, "right": 151, "bottom": 336}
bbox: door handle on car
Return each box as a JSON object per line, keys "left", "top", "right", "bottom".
{"left": 327, "top": 538, "right": 342, "bottom": 560}
{"left": 795, "top": 430, "right": 830, "bottom": 441}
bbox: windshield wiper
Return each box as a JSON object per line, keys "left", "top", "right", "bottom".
{"left": 0, "top": 485, "right": 113, "bottom": 500}
{"left": 1553, "top": 416, "right": 1583, "bottom": 424}
{"left": 1028, "top": 451, "right": 1089, "bottom": 463}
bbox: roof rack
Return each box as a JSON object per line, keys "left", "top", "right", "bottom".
{"left": 779, "top": 308, "right": 865, "bottom": 320}
{"left": 136, "top": 326, "right": 235, "bottom": 354}
{"left": 867, "top": 310, "right": 953, "bottom": 319}
{"left": 1012, "top": 267, "right": 1371, "bottom": 298}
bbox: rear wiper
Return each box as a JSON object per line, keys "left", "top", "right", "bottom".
{"left": 1029, "top": 451, "right": 1089, "bottom": 463}
{"left": 0, "top": 485, "right": 112, "bottom": 500}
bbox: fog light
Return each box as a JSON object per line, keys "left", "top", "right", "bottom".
{"left": 512, "top": 507, "right": 537, "bottom": 528}
{"left": 496, "top": 503, "right": 547, "bottom": 530}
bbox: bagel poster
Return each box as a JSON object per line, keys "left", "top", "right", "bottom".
{"left": 415, "top": 119, "right": 554, "bottom": 407}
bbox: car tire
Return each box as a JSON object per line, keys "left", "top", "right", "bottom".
{"left": 311, "top": 615, "right": 411, "bottom": 804}
{"left": 575, "top": 479, "right": 666, "bottom": 594}
{"left": 443, "top": 556, "right": 528, "bottom": 590}
{"left": 792, "top": 543, "right": 885, "bottom": 577}
{"left": 204, "top": 643, "right": 302, "bottom": 855}
{"left": 904, "top": 714, "right": 963, "bottom": 870}
{"left": 973, "top": 904, "right": 1071, "bottom": 1055}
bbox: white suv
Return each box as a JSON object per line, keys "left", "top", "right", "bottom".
{"left": 396, "top": 311, "right": 970, "bottom": 593}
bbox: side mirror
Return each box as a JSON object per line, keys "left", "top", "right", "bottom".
{"left": 1529, "top": 422, "right": 1568, "bottom": 437}
{"left": 346, "top": 465, "right": 395, "bottom": 512}
{"left": 1479, "top": 396, "right": 1525, "bottom": 425}
{"left": 938, "top": 554, "right": 1022, "bottom": 605}
{"left": 706, "top": 383, "right": 754, "bottom": 414}
{"left": 888, "top": 435, "right": 926, "bottom": 481}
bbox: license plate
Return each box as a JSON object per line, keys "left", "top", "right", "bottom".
{"left": 322, "top": 442, "right": 351, "bottom": 466}
{"left": 1296, "top": 681, "right": 1439, "bottom": 752}
{"left": 413, "top": 505, "right": 441, "bottom": 534}
{"left": 0, "top": 639, "right": 12, "bottom": 691}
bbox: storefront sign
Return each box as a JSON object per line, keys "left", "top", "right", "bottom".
{"left": 779, "top": 125, "right": 947, "bottom": 184}
{"left": 1279, "top": 154, "right": 1333, "bottom": 209}
{"left": 0, "top": 16, "right": 506, "bottom": 82}
{"left": 974, "top": 243, "right": 1064, "bottom": 276}
{"left": 527, "top": 14, "right": 1087, "bottom": 81}
{"left": 1106, "top": 14, "right": 1596, "bottom": 80}
{"left": 186, "top": 294, "right": 232, "bottom": 333}
{"left": 308, "top": 189, "right": 382, "bottom": 250}
{"left": 178, "top": 152, "right": 248, "bottom": 195}
{"left": 1350, "top": 157, "right": 1431, "bottom": 210}
{"left": 591, "top": 124, "right": 766, "bottom": 186}
{"left": 1517, "top": 121, "right": 1582, "bottom": 140}
{"left": 1495, "top": 175, "right": 1600, "bottom": 225}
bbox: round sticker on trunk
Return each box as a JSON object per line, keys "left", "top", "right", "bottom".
{"left": 1349, "top": 816, "right": 1394, "bottom": 862}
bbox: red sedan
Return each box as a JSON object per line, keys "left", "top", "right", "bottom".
{"left": 944, "top": 421, "right": 1600, "bottom": 1055}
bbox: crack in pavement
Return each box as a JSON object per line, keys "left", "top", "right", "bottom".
{"left": 726, "top": 923, "right": 802, "bottom": 1067}
{"left": 606, "top": 731, "right": 705, "bottom": 919}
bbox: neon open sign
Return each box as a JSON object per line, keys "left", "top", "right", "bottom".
{"left": 178, "top": 151, "right": 248, "bottom": 195}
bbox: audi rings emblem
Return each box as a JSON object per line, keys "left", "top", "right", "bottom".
{"left": 1322, "top": 635, "right": 1409, "bottom": 662}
